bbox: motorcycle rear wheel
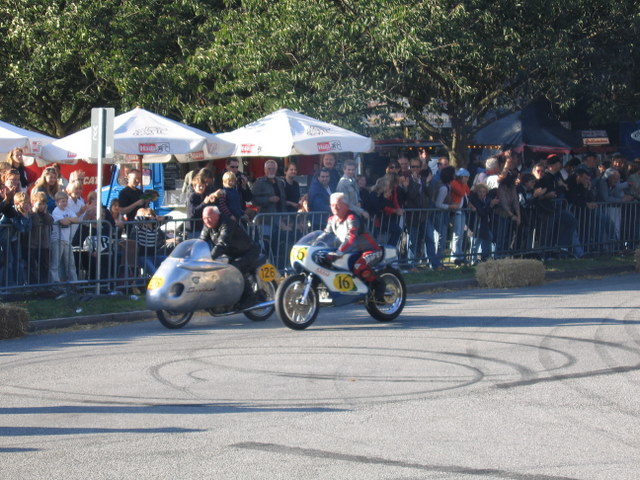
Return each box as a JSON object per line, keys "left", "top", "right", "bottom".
{"left": 275, "top": 274, "right": 319, "bottom": 330}
{"left": 244, "top": 279, "right": 277, "bottom": 322}
{"left": 156, "top": 310, "right": 194, "bottom": 329}
{"left": 365, "top": 267, "right": 406, "bottom": 322}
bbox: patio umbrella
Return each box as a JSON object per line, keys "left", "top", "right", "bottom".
{"left": 217, "top": 108, "right": 374, "bottom": 157}
{"left": 0, "top": 119, "right": 55, "bottom": 157}
{"left": 40, "top": 107, "right": 234, "bottom": 164}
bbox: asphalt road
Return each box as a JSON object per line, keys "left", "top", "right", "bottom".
{"left": 2, "top": 273, "right": 639, "bottom": 479}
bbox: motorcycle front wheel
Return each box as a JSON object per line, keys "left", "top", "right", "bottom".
{"left": 365, "top": 267, "right": 407, "bottom": 322}
{"left": 275, "top": 274, "right": 319, "bottom": 330}
{"left": 244, "top": 278, "right": 277, "bottom": 322}
{"left": 156, "top": 310, "right": 194, "bottom": 329}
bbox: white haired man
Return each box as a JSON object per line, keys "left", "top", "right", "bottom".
{"left": 323, "top": 192, "right": 386, "bottom": 301}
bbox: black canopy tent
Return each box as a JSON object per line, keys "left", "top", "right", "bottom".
{"left": 472, "top": 100, "right": 581, "bottom": 154}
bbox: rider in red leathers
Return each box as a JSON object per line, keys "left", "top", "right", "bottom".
{"left": 324, "top": 192, "right": 386, "bottom": 301}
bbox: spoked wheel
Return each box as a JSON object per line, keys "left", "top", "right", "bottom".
{"left": 275, "top": 274, "right": 319, "bottom": 330}
{"left": 365, "top": 267, "right": 407, "bottom": 322}
{"left": 156, "top": 310, "right": 194, "bottom": 329}
{"left": 244, "top": 278, "right": 277, "bottom": 322}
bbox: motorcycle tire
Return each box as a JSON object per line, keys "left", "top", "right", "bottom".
{"left": 275, "top": 274, "right": 319, "bottom": 330}
{"left": 243, "top": 279, "right": 277, "bottom": 322}
{"left": 156, "top": 310, "right": 194, "bottom": 329}
{"left": 365, "top": 266, "right": 406, "bottom": 322}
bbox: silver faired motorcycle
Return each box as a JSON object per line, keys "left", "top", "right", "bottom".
{"left": 275, "top": 231, "right": 406, "bottom": 330}
{"left": 146, "top": 239, "right": 278, "bottom": 329}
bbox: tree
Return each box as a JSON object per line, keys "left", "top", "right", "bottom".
{"left": 0, "top": 0, "right": 223, "bottom": 136}
{"left": 191, "top": 0, "right": 640, "bottom": 166}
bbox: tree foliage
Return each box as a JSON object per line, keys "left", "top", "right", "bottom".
{"left": 0, "top": 0, "right": 638, "bottom": 162}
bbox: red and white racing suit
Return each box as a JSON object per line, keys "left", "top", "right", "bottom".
{"left": 324, "top": 211, "right": 383, "bottom": 284}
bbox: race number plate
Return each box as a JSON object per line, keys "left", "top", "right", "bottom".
{"left": 333, "top": 273, "right": 356, "bottom": 292}
{"left": 290, "top": 246, "right": 308, "bottom": 263}
{"left": 258, "top": 263, "right": 277, "bottom": 282}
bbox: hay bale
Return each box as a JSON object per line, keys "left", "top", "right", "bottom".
{"left": 0, "top": 304, "right": 29, "bottom": 340}
{"left": 475, "top": 258, "right": 545, "bottom": 289}
{"left": 635, "top": 248, "right": 640, "bottom": 273}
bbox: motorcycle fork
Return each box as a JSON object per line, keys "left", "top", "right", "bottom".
{"left": 299, "top": 273, "right": 315, "bottom": 304}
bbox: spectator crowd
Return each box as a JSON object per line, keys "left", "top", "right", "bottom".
{"left": 1, "top": 145, "right": 639, "bottom": 292}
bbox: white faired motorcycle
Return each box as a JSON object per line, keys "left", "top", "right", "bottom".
{"left": 275, "top": 231, "right": 406, "bottom": 330}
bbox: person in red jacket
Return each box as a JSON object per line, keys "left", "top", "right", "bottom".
{"left": 324, "top": 193, "right": 386, "bottom": 301}
{"left": 449, "top": 168, "right": 471, "bottom": 265}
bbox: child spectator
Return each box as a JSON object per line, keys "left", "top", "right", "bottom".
{"left": 29, "top": 192, "right": 53, "bottom": 284}
{"left": 66, "top": 180, "right": 87, "bottom": 245}
{"left": 132, "top": 208, "right": 168, "bottom": 275}
{"left": 216, "top": 171, "right": 245, "bottom": 223}
{"left": 109, "top": 199, "right": 125, "bottom": 238}
{"left": 50, "top": 191, "right": 80, "bottom": 283}
{"left": 0, "top": 191, "right": 32, "bottom": 285}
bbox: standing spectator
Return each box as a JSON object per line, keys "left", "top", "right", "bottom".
{"left": 567, "top": 166, "right": 611, "bottom": 253}
{"left": 397, "top": 155, "right": 411, "bottom": 179}
{"left": 308, "top": 167, "right": 333, "bottom": 229}
{"left": 29, "top": 191, "right": 53, "bottom": 284}
{"left": 404, "top": 159, "right": 442, "bottom": 270}
{"left": 50, "top": 163, "right": 68, "bottom": 190}
{"left": 319, "top": 153, "right": 341, "bottom": 191}
{"left": 1, "top": 168, "right": 21, "bottom": 215}
{"left": 433, "top": 166, "right": 458, "bottom": 258}
{"left": 596, "top": 167, "right": 635, "bottom": 248}
{"left": 474, "top": 156, "right": 501, "bottom": 190}
{"left": 66, "top": 180, "right": 87, "bottom": 243}
{"left": 108, "top": 199, "right": 125, "bottom": 239}
{"left": 32, "top": 166, "right": 59, "bottom": 213}
{"left": 431, "top": 156, "right": 450, "bottom": 185}
{"left": 251, "top": 159, "right": 287, "bottom": 214}
{"left": 0, "top": 191, "right": 32, "bottom": 285}
{"left": 282, "top": 162, "right": 301, "bottom": 212}
{"left": 131, "top": 207, "right": 169, "bottom": 276}
{"left": 216, "top": 171, "right": 246, "bottom": 223}
{"left": 7, "top": 147, "right": 30, "bottom": 190}
{"left": 371, "top": 173, "right": 403, "bottom": 247}
{"left": 337, "top": 160, "right": 369, "bottom": 219}
{"left": 449, "top": 168, "right": 471, "bottom": 264}
{"left": 535, "top": 157, "right": 583, "bottom": 257}
{"left": 493, "top": 171, "right": 520, "bottom": 257}
{"left": 357, "top": 174, "right": 378, "bottom": 219}
{"left": 251, "top": 159, "right": 287, "bottom": 255}
{"left": 50, "top": 191, "right": 80, "bottom": 283}
{"left": 118, "top": 169, "right": 149, "bottom": 234}
{"left": 186, "top": 175, "right": 216, "bottom": 238}
{"left": 215, "top": 158, "right": 252, "bottom": 207}
{"left": 468, "top": 183, "right": 497, "bottom": 263}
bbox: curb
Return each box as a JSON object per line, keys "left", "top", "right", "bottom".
{"left": 27, "top": 265, "right": 636, "bottom": 332}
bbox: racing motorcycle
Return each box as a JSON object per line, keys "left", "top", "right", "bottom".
{"left": 275, "top": 231, "right": 406, "bottom": 330}
{"left": 146, "top": 239, "right": 278, "bottom": 329}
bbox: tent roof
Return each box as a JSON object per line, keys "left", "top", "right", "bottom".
{"left": 472, "top": 100, "right": 581, "bottom": 154}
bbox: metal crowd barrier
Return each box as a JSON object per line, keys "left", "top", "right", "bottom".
{"left": 0, "top": 200, "right": 638, "bottom": 297}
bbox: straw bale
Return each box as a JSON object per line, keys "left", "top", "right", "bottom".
{"left": 0, "top": 304, "right": 29, "bottom": 340}
{"left": 476, "top": 259, "right": 545, "bottom": 289}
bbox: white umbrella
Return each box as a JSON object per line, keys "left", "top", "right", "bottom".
{"left": 40, "top": 107, "right": 234, "bottom": 163}
{"left": 0, "top": 119, "right": 55, "bottom": 156}
{"left": 217, "top": 108, "right": 374, "bottom": 157}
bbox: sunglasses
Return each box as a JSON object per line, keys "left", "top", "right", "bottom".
{"left": 410, "top": 165, "right": 421, "bottom": 169}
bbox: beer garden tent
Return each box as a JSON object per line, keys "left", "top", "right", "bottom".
{"left": 217, "top": 108, "right": 374, "bottom": 157}
{"left": 40, "top": 107, "right": 234, "bottom": 164}
{"left": 0, "top": 119, "right": 55, "bottom": 158}
{"left": 472, "top": 100, "right": 581, "bottom": 154}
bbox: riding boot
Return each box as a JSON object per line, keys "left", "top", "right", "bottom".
{"left": 237, "top": 277, "right": 258, "bottom": 310}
